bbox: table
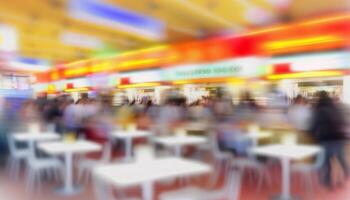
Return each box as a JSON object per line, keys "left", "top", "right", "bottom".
{"left": 154, "top": 135, "right": 208, "bottom": 157}
{"left": 93, "top": 157, "right": 211, "bottom": 200}
{"left": 13, "top": 132, "right": 61, "bottom": 155}
{"left": 246, "top": 131, "right": 273, "bottom": 146}
{"left": 250, "top": 144, "right": 321, "bottom": 200}
{"left": 112, "top": 130, "right": 151, "bottom": 160}
{"left": 38, "top": 140, "right": 102, "bottom": 196}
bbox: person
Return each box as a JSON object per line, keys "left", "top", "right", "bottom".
{"left": 310, "top": 91, "right": 349, "bottom": 188}
{"left": 287, "top": 95, "right": 311, "bottom": 132}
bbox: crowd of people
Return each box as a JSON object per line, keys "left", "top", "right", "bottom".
{"left": 13, "top": 88, "right": 350, "bottom": 189}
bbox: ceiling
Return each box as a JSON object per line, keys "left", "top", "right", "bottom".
{"left": 0, "top": 0, "right": 349, "bottom": 64}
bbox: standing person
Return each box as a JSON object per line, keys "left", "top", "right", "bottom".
{"left": 310, "top": 91, "right": 349, "bottom": 188}
{"left": 287, "top": 95, "right": 312, "bottom": 132}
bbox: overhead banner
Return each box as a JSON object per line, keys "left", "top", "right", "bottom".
{"left": 163, "top": 57, "right": 269, "bottom": 80}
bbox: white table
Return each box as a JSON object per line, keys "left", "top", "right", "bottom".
{"left": 112, "top": 130, "right": 151, "bottom": 161}
{"left": 93, "top": 157, "right": 211, "bottom": 200}
{"left": 246, "top": 131, "right": 273, "bottom": 146}
{"left": 250, "top": 144, "right": 321, "bottom": 200}
{"left": 154, "top": 136, "right": 208, "bottom": 157}
{"left": 13, "top": 132, "right": 61, "bottom": 155}
{"left": 38, "top": 140, "right": 102, "bottom": 196}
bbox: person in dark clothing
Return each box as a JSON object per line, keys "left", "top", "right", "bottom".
{"left": 310, "top": 91, "right": 349, "bottom": 188}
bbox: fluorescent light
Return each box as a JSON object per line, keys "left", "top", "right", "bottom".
{"left": 9, "top": 58, "right": 51, "bottom": 72}
{"left": 68, "top": 0, "right": 164, "bottom": 40}
{"left": 266, "top": 71, "right": 343, "bottom": 80}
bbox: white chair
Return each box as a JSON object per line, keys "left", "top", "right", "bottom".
{"left": 78, "top": 142, "right": 113, "bottom": 183}
{"left": 159, "top": 169, "right": 242, "bottom": 200}
{"left": 231, "top": 153, "right": 271, "bottom": 191}
{"left": 25, "top": 142, "right": 64, "bottom": 192}
{"left": 291, "top": 148, "right": 325, "bottom": 193}
{"left": 206, "top": 131, "right": 232, "bottom": 187}
{"left": 6, "top": 135, "right": 31, "bottom": 180}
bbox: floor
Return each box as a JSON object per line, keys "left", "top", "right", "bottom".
{"left": 2, "top": 162, "right": 350, "bottom": 200}
{"left": 2, "top": 143, "right": 350, "bottom": 200}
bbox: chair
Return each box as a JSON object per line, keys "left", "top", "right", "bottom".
{"left": 6, "top": 135, "right": 31, "bottom": 180}
{"left": 159, "top": 169, "right": 242, "bottom": 200}
{"left": 230, "top": 153, "right": 272, "bottom": 191}
{"left": 206, "top": 131, "right": 232, "bottom": 187}
{"left": 291, "top": 148, "right": 325, "bottom": 193}
{"left": 78, "top": 142, "right": 113, "bottom": 183}
{"left": 26, "top": 141, "right": 64, "bottom": 192}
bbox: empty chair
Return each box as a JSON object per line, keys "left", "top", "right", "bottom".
{"left": 291, "top": 148, "right": 325, "bottom": 192}
{"left": 78, "top": 142, "right": 113, "bottom": 183}
{"left": 159, "top": 169, "right": 242, "bottom": 200}
{"left": 6, "top": 135, "right": 31, "bottom": 179}
{"left": 231, "top": 153, "right": 271, "bottom": 191}
{"left": 25, "top": 142, "right": 64, "bottom": 192}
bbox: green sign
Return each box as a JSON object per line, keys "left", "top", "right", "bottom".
{"left": 163, "top": 58, "right": 268, "bottom": 80}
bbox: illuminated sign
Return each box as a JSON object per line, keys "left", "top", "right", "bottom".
{"left": 271, "top": 51, "right": 350, "bottom": 72}
{"left": 163, "top": 57, "right": 269, "bottom": 80}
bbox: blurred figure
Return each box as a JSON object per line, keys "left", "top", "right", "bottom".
{"left": 155, "top": 98, "right": 182, "bottom": 135}
{"left": 63, "top": 99, "right": 78, "bottom": 133}
{"left": 21, "top": 100, "right": 41, "bottom": 125}
{"left": 213, "top": 89, "right": 233, "bottom": 122}
{"left": 310, "top": 91, "right": 349, "bottom": 188}
{"left": 235, "top": 90, "right": 258, "bottom": 123}
{"left": 287, "top": 95, "right": 311, "bottom": 132}
{"left": 115, "top": 99, "right": 135, "bottom": 130}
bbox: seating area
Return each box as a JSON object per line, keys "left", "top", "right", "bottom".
{"left": 2, "top": 122, "right": 350, "bottom": 200}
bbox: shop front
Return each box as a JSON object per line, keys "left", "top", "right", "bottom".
{"left": 269, "top": 51, "right": 350, "bottom": 102}
{"left": 162, "top": 57, "right": 269, "bottom": 104}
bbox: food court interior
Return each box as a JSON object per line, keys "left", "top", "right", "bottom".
{"left": 2, "top": 0, "right": 350, "bottom": 200}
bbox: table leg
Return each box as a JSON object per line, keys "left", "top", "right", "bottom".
{"left": 56, "top": 152, "right": 81, "bottom": 195}
{"left": 125, "top": 138, "right": 132, "bottom": 161}
{"left": 281, "top": 157, "right": 290, "bottom": 199}
{"left": 174, "top": 146, "right": 181, "bottom": 157}
{"left": 273, "top": 157, "right": 297, "bottom": 200}
{"left": 142, "top": 181, "right": 154, "bottom": 200}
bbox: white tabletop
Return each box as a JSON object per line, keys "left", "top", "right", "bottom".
{"left": 112, "top": 130, "right": 151, "bottom": 139}
{"left": 250, "top": 144, "right": 321, "bottom": 160}
{"left": 94, "top": 157, "right": 211, "bottom": 187}
{"left": 154, "top": 136, "right": 208, "bottom": 147}
{"left": 38, "top": 140, "right": 102, "bottom": 155}
{"left": 13, "top": 132, "right": 60, "bottom": 142}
